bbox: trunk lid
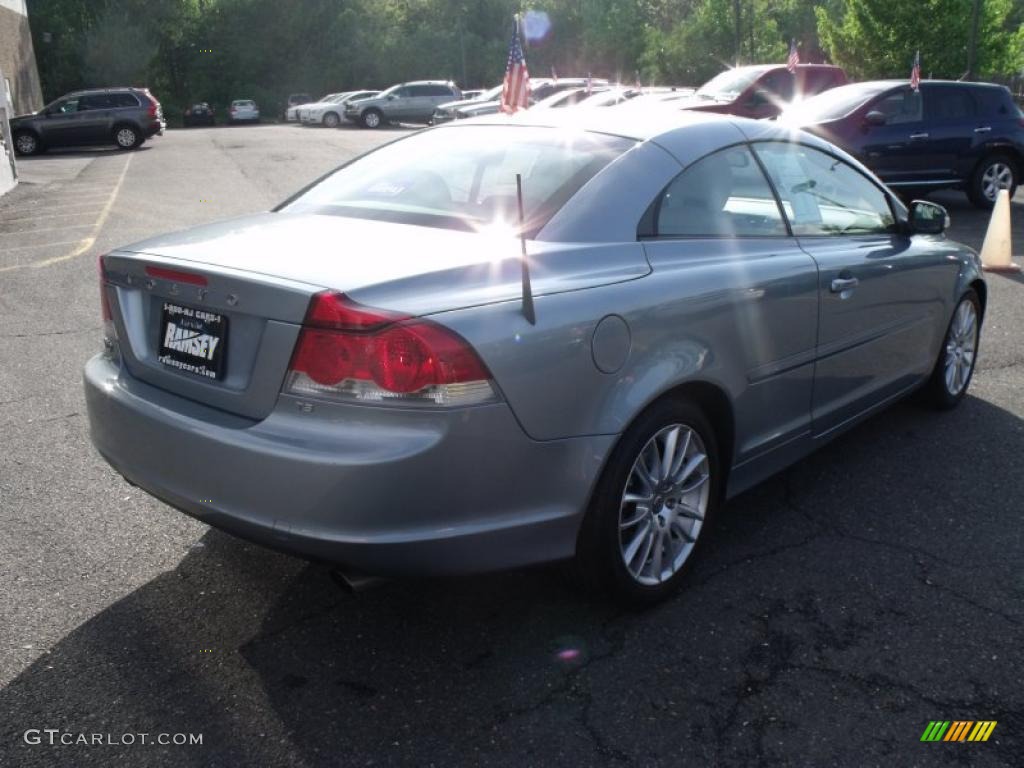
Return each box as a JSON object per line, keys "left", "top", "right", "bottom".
{"left": 105, "top": 212, "right": 650, "bottom": 419}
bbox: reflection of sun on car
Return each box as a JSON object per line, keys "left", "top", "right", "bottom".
{"left": 674, "top": 64, "right": 847, "bottom": 120}
{"left": 86, "top": 111, "right": 984, "bottom": 605}
{"left": 301, "top": 91, "right": 379, "bottom": 127}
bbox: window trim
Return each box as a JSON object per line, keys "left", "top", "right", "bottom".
{"left": 750, "top": 140, "right": 901, "bottom": 238}
{"left": 637, "top": 141, "right": 794, "bottom": 241}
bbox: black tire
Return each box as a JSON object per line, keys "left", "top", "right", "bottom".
{"left": 923, "top": 289, "right": 981, "bottom": 410}
{"left": 968, "top": 153, "right": 1017, "bottom": 209}
{"left": 113, "top": 124, "right": 141, "bottom": 150}
{"left": 323, "top": 111, "right": 341, "bottom": 128}
{"left": 13, "top": 130, "right": 41, "bottom": 156}
{"left": 573, "top": 397, "right": 722, "bottom": 606}
{"left": 360, "top": 108, "right": 384, "bottom": 129}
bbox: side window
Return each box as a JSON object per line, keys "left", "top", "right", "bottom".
{"left": 645, "top": 146, "right": 787, "bottom": 238}
{"left": 925, "top": 86, "right": 976, "bottom": 121}
{"left": 109, "top": 93, "right": 139, "bottom": 108}
{"left": 425, "top": 85, "right": 453, "bottom": 97}
{"left": 391, "top": 87, "right": 410, "bottom": 98}
{"left": 753, "top": 143, "right": 896, "bottom": 236}
{"left": 870, "top": 88, "right": 922, "bottom": 124}
{"left": 407, "top": 85, "right": 432, "bottom": 97}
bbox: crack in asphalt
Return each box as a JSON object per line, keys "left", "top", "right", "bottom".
{"left": 0, "top": 327, "right": 100, "bottom": 339}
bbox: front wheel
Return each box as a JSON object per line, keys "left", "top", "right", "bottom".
{"left": 14, "top": 131, "right": 41, "bottom": 155}
{"left": 969, "top": 154, "right": 1017, "bottom": 209}
{"left": 114, "top": 125, "right": 141, "bottom": 149}
{"left": 574, "top": 398, "right": 721, "bottom": 605}
{"left": 923, "top": 290, "right": 981, "bottom": 409}
{"left": 361, "top": 109, "right": 383, "bottom": 129}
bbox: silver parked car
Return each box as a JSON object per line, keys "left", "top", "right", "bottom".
{"left": 85, "top": 111, "right": 984, "bottom": 603}
{"left": 344, "top": 81, "right": 461, "bottom": 128}
{"left": 228, "top": 99, "right": 260, "bottom": 124}
{"left": 301, "top": 91, "right": 379, "bottom": 127}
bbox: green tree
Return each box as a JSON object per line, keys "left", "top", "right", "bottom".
{"left": 817, "top": 0, "right": 1024, "bottom": 79}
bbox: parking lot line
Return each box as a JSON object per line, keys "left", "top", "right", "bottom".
{"left": 0, "top": 223, "right": 95, "bottom": 236}
{"left": 0, "top": 155, "right": 132, "bottom": 273}
{"left": 0, "top": 211, "right": 100, "bottom": 225}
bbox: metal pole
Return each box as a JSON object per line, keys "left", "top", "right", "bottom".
{"left": 734, "top": 0, "right": 742, "bottom": 66}
{"left": 967, "top": 0, "right": 982, "bottom": 80}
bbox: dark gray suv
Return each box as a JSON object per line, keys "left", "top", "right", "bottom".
{"left": 344, "top": 81, "right": 462, "bottom": 128}
{"left": 11, "top": 87, "right": 165, "bottom": 155}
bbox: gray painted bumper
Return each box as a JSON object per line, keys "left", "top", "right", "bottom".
{"left": 84, "top": 355, "right": 613, "bottom": 574}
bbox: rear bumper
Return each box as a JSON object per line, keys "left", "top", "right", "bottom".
{"left": 84, "top": 354, "right": 613, "bottom": 575}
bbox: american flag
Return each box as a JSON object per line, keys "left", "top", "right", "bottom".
{"left": 910, "top": 50, "right": 921, "bottom": 91}
{"left": 551, "top": 65, "right": 558, "bottom": 83}
{"left": 500, "top": 18, "right": 530, "bottom": 114}
{"left": 586, "top": 72, "right": 593, "bottom": 95}
{"left": 787, "top": 39, "right": 799, "bottom": 73}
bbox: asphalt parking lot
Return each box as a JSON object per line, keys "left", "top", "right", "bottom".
{"left": 1, "top": 123, "right": 1022, "bottom": 767}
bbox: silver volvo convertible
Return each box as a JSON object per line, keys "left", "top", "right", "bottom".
{"left": 85, "top": 110, "right": 985, "bottom": 603}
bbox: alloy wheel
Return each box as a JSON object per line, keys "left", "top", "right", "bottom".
{"left": 943, "top": 298, "right": 978, "bottom": 396}
{"left": 981, "top": 162, "right": 1013, "bottom": 202}
{"left": 15, "top": 134, "right": 36, "bottom": 154}
{"left": 364, "top": 111, "right": 380, "bottom": 128}
{"left": 618, "top": 424, "right": 710, "bottom": 586}
{"left": 116, "top": 128, "right": 137, "bottom": 148}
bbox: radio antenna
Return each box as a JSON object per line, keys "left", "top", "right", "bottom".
{"left": 515, "top": 173, "right": 536, "bottom": 325}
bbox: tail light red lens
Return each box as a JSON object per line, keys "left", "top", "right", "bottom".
{"left": 98, "top": 256, "right": 117, "bottom": 348}
{"left": 285, "top": 291, "right": 497, "bottom": 406}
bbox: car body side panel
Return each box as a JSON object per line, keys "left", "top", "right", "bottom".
{"left": 437, "top": 239, "right": 819, "bottom": 465}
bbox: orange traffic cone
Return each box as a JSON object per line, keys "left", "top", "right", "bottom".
{"left": 980, "top": 188, "right": 1021, "bottom": 273}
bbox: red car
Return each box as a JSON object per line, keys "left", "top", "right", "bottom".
{"left": 679, "top": 64, "right": 847, "bottom": 120}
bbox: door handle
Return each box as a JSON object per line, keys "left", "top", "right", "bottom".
{"left": 830, "top": 277, "right": 859, "bottom": 293}
{"left": 974, "top": 126, "right": 992, "bottom": 133}
{"left": 909, "top": 132, "right": 929, "bottom": 139}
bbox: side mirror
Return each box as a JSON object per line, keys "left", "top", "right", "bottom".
{"left": 747, "top": 89, "right": 768, "bottom": 106}
{"left": 908, "top": 200, "right": 949, "bottom": 235}
{"left": 865, "top": 110, "right": 886, "bottom": 126}
{"left": 387, "top": 94, "right": 396, "bottom": 100}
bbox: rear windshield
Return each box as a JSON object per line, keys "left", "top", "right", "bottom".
{"left": 281, "top": 125, "right": 634, "bottom": 234}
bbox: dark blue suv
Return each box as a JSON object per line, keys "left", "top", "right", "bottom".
{"left": 779, "top": 80, "right": 1024, "bottom": 208}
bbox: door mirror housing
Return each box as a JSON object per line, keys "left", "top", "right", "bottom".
{"left": 864, "top": 110, "right": 887, "bottom": 127}
{"left": 908, "top": 200, "right": 949, "bottom": 235}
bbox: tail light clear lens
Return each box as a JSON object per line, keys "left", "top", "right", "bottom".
{"left": 284, "top": 291, "right": 497, "bottom": 407}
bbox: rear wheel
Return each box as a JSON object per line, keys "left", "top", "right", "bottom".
{"left": 361, "top": 109, "right": 383, "bottom": 129}
{"left": 968, "top": 154, "right": 1017, "bottom": 209}
{"left": 923, "top": 290, "right": 981, "bottom": 409}
{"left": 574, "top": 398, "right": 721, "bottom": 605}
{"left": 114, "top": 125, "right": 141, "bottom": 150}
{"left": 323, "top": 112, "right": 340, "bottom": 128}
{"left": 14, "top": 131, "right": 41, "bottom": 156}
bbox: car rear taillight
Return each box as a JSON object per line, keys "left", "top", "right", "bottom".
{"left": 284, "top": 291, "right": 497, "bottom": 407}
{"left": 98, "top": 256, "right": 117, "bottom": 351}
